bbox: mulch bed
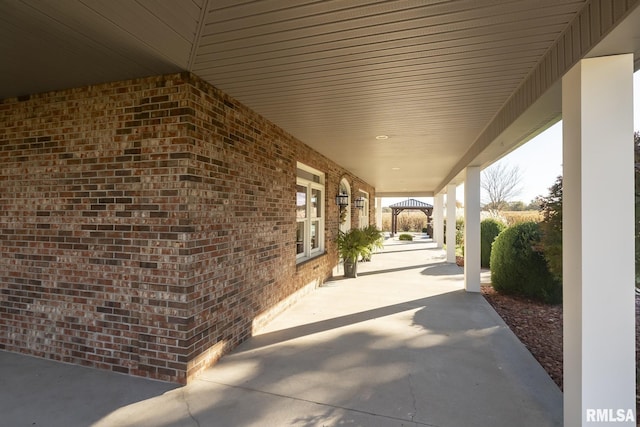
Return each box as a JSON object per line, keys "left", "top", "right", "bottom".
{"left": 481, "top": 286, "right": 564, "bottom": 388}
{"left": 481, "top": 285, "right": 640, "bottom": 411}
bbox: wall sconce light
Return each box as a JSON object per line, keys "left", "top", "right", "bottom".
{"left": 335, "top": 193, "right": 349, "bottom": 209}
{"left": 354, "top": 197, "right": 365, "bottom": 210}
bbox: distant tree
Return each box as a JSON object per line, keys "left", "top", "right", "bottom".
{"left": 527, "top": 197, "right": 543, "bottom": 211}
{"left": 382, "top": 215, "right": 391, "bottom": 231}
{"left": 535, "top": 131, "right": 640, "bottom": 286}
{"left": 507, "top": 201, "right": 526, "bottom": 211}
{"left": 538, "top": 176, "right": 563, "bottom": 282}
{"left": 398, "top": 212, "right": 412, "bottom": 232}
{"left": 481, "top": 163, "right": 523, "bottom": 212}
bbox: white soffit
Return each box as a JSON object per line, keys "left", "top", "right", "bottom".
{"left": 3, "top": 0, "right": 638, "bottom": 196}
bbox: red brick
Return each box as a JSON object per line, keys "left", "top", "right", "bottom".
{"left": 0, "top": 72, "right": 375, "bottom": 383}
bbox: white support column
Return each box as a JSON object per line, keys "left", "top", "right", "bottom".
{"left": 375, "top": 197, "right": 382, "bottom": 230}
{"left": 434, "top": 193, "right": 444, "bottom": 248}
{"left": 464, "top": 167, "right": 481, "bottom": 293}
{"left": 562, "top": 54, "right": 636, "bottom": 426}
{"left": 446, "top": 184, "right": 457, "bottom": 263}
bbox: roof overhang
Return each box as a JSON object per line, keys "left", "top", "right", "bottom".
{"left": 1, "top": 1, "right": 639, "bottom": 196}
{"left": 435, "top": 1, "right": 640, "bottom": 193}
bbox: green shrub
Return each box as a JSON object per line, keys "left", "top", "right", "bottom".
{"left": 455, "top": 218, "right": 464, "bottom": 247}
{"left": 490, "top": 221, "right": 561, "bottom": 304}
{"left": 361, "top": 225, "right": 384, "bottom": 261}
{"left": 336, "top": 228, "right": 369, "bottom": 263}
{"left": 480, "top": 218, "right": 506, "bottom": 268}
{"left": 539, "top": 176, "right": 563, "bottom": 282}
{"left": 398, "top": 233, "right": 413, "bottom": 241}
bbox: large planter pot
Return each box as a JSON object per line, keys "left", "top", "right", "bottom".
{"left": 344, "top": 260, "right": 358, "bottom": 278}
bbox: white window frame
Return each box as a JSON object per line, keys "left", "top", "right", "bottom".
{"left": 358, "top": 190, "right": 370, "bottom": 228}
{"left": 296, "top": 163, "right": 325, "bottom": 263}
{"left": 339, "top": 178, "right": 351, "bottom": 233}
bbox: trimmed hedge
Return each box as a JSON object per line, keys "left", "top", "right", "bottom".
{"left": 490, "top": 221, "right": 561, "bottom": 304}
{"left": 480, "top": 218, "right": 506, "bottom": 268}
{"left": 398, "top": 233, "right": 413, "bottom": 241}
{"left": 443, "top": 217, "right": 464, "bottom": 246}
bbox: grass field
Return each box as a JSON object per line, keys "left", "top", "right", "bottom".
{"left": 380, "top": 210, "right": 542, "bottom": 232}
{"left": 500, "top": 210, "right": 542, "bottom": 225}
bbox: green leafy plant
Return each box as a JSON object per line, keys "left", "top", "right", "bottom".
{"left": 538, "top": 176, "right": 563, "bottom": 282}
{"left": 361, "top": 225, "right": 384, "bottom": 261}
{"left": 336, "top": 227, "right": 384, "bottom": 277}
{"left": 443, "top": 218, "right": 465, "bottom": 257}
{"left": 398, "top": 233, "right": 413, "bottom": 241}
{"left": 339, "top": 207, "right": 348, "bottom": 224}
{"left": 455, "top": 217, "right": 464, "bottom": 247}
{"left": 336, "top": 228, "right": 369, "bottom": 262}
{"left": 336, "top": 228, "right": 370, "bottom": 277}
{"left": 490, "top": 221, "right": 561, "bottom": 304}
{"left": 480, "top": 218, "right": 506, "bottom": 268}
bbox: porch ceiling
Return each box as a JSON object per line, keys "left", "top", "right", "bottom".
{"left": 2, "top": 1, "right": 640, "bottom": 196}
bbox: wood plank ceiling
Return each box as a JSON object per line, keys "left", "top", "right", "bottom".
{"left": 0, "top": 0, "right": 591, "bottom": 195}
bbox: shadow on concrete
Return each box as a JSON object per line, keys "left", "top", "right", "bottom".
{"left": 97, "top": 290, "right": 562, "bottom": 426}
{"left": 356, "top": 263, "right": 433, "bottom": 276}
{"left": 0, "top": 350, "right": 178, "bottom": 427}
{"left": 356, "top": 255, "right": 452, "bottom": 278}
{"left": 235, "top": 295, "right": 439, "bottom": 352}
{"left": 382, "top": 239, "right": 432, "bottom": 247}
{"left": 2, "top": 239, "right": 562, "bottom": 427}
{"left": 420, "top": 262, "right": 464, "bottom": 277}
{"left": 373, "top": 246, "right": 442, "bottom": 255}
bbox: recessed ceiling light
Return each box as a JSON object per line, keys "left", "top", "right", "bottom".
{"left": 391, "top": 167, "right": 400, "bottom": 170}
{"left": 375, "top": 135, "right": 389, "bottom": 140}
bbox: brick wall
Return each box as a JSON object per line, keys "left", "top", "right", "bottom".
{"left": 0, "top": 73, "right": 375, "bottom": 383}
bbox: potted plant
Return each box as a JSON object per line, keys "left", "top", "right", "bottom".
{"left": 361, "top": 225, "right": 384, "bottom": 261}
{"left": 336, "top": 228, "right": 369, "bottom": 278}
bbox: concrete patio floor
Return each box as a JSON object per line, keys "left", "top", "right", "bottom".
{"left": 0, "top": 237, "right": 562, "bottom": 426}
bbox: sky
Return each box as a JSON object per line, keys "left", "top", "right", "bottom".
{"left": 383, "top": 70, "right": 640, "bottom": 207}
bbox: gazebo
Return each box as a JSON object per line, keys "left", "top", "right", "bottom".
{"left": 389, "top": 199, "right": 434, "bottom": 237}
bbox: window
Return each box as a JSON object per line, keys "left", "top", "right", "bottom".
{"left": 296, "top": 163, "right": 325, "bottom": 262}
{"left": 339, "top": 179, "right": 351, "bottom": 233}
{"left": 358, "top": 190, "right": 369, "bottom": 228}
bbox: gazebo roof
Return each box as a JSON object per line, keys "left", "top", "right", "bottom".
{"left": 389, "top": 199, "right": 433, "bottom": 209}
